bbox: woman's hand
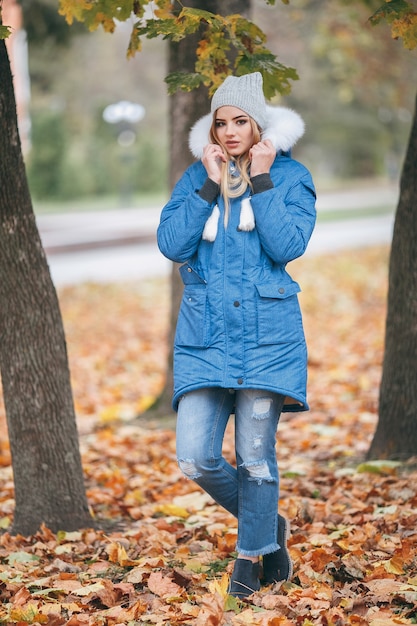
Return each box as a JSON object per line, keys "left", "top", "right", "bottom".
{"left": 202, "top": 144, "right": 227, "bottom": 184}
{"left": 249, "top": 139, "right": 276, "bottom": 177}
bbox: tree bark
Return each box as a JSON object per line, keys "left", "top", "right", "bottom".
{"left": 0, "top": 40, "right": 93, "bottom": 535}
{"left": 367, "top": 90, "right": 417, "bottom": 460}
{"left": 144, "top": 0, "right": 250, "bottom": 419}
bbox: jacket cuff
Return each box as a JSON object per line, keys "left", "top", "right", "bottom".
{"left": 198, "top": 178, "right": 220, "bottom": 203}
{"left": 250, "top": 173, "right": 274, "bottom": 195}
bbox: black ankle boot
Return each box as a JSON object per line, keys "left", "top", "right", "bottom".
{"left": 228, "top": 558, "right": 260, "bottom": 599}
{"left": 262, "top": 514, "right": 293, "bottom": 584}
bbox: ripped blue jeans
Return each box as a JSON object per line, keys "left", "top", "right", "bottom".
{"left": 176, "top": 388, "right": 285, "bottom": 557}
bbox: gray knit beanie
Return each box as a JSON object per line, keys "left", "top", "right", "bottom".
{"left": 211, "top": 72, "right": 267, "bottom": 130}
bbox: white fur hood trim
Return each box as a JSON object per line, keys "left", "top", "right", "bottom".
{"left": 188, "top": 105, "right": 305, "bottom": 159}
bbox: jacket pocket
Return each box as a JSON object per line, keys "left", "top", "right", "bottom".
{"left": 255, "top": 282, "right": 303, "bottom": 345}
{"left": 175, "top": 264, "right": 209, "bottom": 347}
{"left": 179, "top": 263, "right": 206, "bottom": 285}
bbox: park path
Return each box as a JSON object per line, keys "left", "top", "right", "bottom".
{"left": 36, "top": 183, "right": 398, "bottom": 286}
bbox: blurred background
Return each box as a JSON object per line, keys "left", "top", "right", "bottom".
{"left": 5, "top": 0, "right": 416, "bottom": 212}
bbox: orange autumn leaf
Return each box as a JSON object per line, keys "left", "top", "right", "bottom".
{"left": 105, "top": 599, "right": 148, "bottom": 620}
{"left": 216, "top": 532, "right": 238, "bottom": 554}
{"left": 195, "top": 592, "right": 224, "bottom": 625}
{"left": 106, "top": 541, "right": 141, "bottom": 566}
{"left": 147, "top": 571, "right": 184, "bottom": 598}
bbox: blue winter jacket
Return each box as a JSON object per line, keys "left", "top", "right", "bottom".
{"left": 157, "top": 106, "right": 316, "bottom": 411}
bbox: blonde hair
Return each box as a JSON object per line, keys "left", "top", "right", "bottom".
{"left": 210, "top": 117, "right": 261, "bottom": 226}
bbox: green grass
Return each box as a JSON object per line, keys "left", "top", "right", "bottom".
{"left": 33, "top": 192, "right": 168, "bottom": 215}
{"left": 317, "top": 204, "right": 395, "bottom": 222}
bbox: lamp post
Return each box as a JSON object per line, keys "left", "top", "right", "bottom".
{"left": 102, "top": 101, "right": 145, "bottom": 207}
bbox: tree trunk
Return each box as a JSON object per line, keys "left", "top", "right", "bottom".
{"left": 144, "top": 0, "right": 250, "bottom": 419}
{"left": 367, "top": 90, "right": 417, "bottom": 460}
{"left": 0, "top": 40, "right": 93, "bottom": 535}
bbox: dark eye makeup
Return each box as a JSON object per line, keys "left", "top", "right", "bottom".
{"left": 215, "top": 116, "right": 248, "bottom": 127}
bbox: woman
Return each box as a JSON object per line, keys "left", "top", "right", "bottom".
{"left": 157, "top": 72, "right": 316, "bottom": 599}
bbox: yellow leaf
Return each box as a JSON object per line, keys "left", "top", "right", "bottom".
{"left": 154, "top": 6, "right": 174, "bottom": 20}
{"left": 91, "top": 11, "right": 115, "bottom": 33}
{"left": 154, "top": 503, "right": 190, "bottom": 518}
{"left": 9, "top": 605, "right": 46, "bottom": 623}
{"left": 183, "top": 558, "right": 210, "bottom": 573}
{"left": 209, "top": 572, "right": 229, "bottom": 599}
{"left": 384, "top": 556, "right": 404, "bottom": 575}
{"left": 391, "top": 13, "right": 417, "bottom": 50}
{"left": 58, "top": 0, "right": 91, "bottom": 24}
{"left": 106, "top": 541, "right": 140, "bottom": 567}
{"left": 136, "top": 394, "right": 156, "bottom": 413}
{"left": 99, "top": 405, "right": 120, "bottom": 423}
{"left": 72, "top": 581, "right": 105, "bottom": 596}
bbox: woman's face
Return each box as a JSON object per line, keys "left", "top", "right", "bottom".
{"left": 214, "top": 106, "right": 255, "bottom": 157}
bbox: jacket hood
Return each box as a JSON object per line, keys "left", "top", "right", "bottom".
{"left": 188, "top": 105, "right": 305, "bottom": 159}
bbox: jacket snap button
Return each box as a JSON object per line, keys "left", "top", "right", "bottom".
{"left": 237, "top": 378, "right": 243, "bottom": 385}
{"left": 278, "top": 287, "right": 285, "bottom": 294}
{"left": 187, "top": 267, "right": 192, "bottom": 272}
{"left": 234, "top": 301, "right": 240, "bottom": 307}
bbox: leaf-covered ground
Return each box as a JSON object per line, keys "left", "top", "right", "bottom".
{"left": 0, "top": 245, "right": 416, "bottom": 625}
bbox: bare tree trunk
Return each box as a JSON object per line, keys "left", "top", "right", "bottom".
{"left": 367, "top": 90, "right": 417, "bottom": 460}
{"left": 144, "top": 0, "right": 251, "bottom": 419}
{"left": 0, "top": 40, "right": 93, "bottom": 535}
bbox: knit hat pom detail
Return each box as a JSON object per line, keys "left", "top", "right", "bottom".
{"left": 202, "top": 205, "right": 220, "bottom": 242}
{"left": 238, "top": 197, "right": 255, "bottom": 231}
{"left": 202, "top": 199, "right": 255, "bottom": 242}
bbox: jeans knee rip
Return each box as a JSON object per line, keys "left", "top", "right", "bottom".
{"left": 252, "top": 397, "right": 273, "bottom": 419}
{"left": 178, "top": 458, "right": 202, "bottom": 480}
{"left": 241, "top": 459, "right": 274, "bottom": 484}
{"left": 252, "top": 434, "right": 263, "bottom": 450}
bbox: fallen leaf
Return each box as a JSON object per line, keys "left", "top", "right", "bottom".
{"left": 147, "top": 571, "right": 184, "bottom": 598}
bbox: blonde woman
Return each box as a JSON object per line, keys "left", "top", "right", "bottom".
{"left": 157, "top": 73, "right": 316, "bottom": 599}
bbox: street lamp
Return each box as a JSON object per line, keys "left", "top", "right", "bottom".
{"left": 102, "top": 100, "right": 146, "bottom": 206}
